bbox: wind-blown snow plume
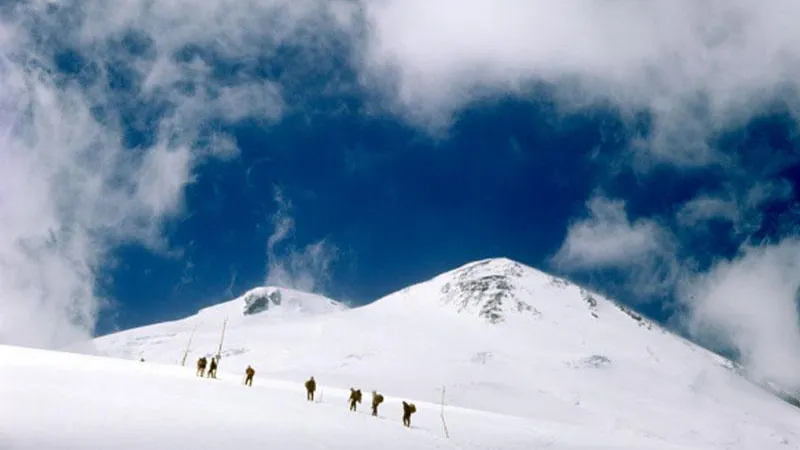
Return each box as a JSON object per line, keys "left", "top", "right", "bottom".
{"left": 265, "top": 187, "right": 338, "bottom": 294}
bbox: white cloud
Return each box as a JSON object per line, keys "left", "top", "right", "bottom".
{"left": 357, "top": 0, "right": 800, "bottom": 167}
{"left": 206, "top": 133, "right": 241, "bottom": 161}
{"left": 677, "top": 180, "right": 795, "bottom": 234}
{"left": 551, "top": 196, "right": 679, "bottom": 298}
{"left": 745, "top": 179, "right": 794, "bottom": 210}
{"left": 679, "top": 239, "right": 800, "bottom": 389}
{"left": 553, "top": 196, "right": 673, "bottom": 268}
{"left": 264, "top": 187, "right": 338, "bottom": 294}
{"left": 676, "top": 195, "right": 740, "bottom": 227}
{"left": 0, "top": 49, "right": 198, "bottom": 348}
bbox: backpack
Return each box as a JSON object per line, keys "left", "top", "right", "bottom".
{"left": 409, "top": 403, "right": 416, "bottom": 413}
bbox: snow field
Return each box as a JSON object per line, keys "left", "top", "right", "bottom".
{"left": 5, "top": 341, "right": 734, "bottom": 450}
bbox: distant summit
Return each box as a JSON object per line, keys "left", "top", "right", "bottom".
{"left": 236, "top": 287, "right": 347, "bottom": 317}
{"left": 191, "top": 286, "right": 347, "bottom": 323}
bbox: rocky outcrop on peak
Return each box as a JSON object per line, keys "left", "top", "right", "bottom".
{"left": 242, "top": 288, "right": 283, "bottom": 316}
{"left": 439, "top": 258, "right": 540, "bottom": 324}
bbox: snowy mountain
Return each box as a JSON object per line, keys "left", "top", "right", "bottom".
{"left": 57, "top": 258, "right": 800, "bottom": 448}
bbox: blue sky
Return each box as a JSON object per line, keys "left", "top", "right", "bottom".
{"left": 3, "top": 0, "right": 800, "bottom": 386}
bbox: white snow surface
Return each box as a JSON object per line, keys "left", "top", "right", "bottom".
{"left": 9, "top": 258, "right": 799, "bottom": 449}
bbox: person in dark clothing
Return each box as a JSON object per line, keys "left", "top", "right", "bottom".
{"left": 348, "top": 388, "right": 362, "bottom": 411}
{"left": 402, "top": 401, "right": 416, "bottom": 427}
{"left": 370, "top": 390, "right": 384, "bottom": 416}
{"left": 244, "top": 365, "right": 255, "bottom": 386}
{"left": 207, "top": 357, "right": 218, "bottom": 379}
{"left": 196, "top": 357, "right": 207, "bottom": 377}
{"left": 304, "top": 376, "right": 316, "bottom": 401}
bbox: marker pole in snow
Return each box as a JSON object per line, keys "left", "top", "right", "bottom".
{"left": 440, "top": 386, "right": 450, "bottom": 439}
{"left": 180, "top": 324, "right": 198, "bottom": 367}
{"left": 216, "top": 317, "right": 227, "bottom": 361}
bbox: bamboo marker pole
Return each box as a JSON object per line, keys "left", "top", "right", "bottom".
{"left": 440, "top": 386, "right": 450, "bottom": 439}
{"left": 216, "top": 317, "right": 228, "bottom": 361}
{"left": 180, "top": 324, "right": 198, "bottom": 366}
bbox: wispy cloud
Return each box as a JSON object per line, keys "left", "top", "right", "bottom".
{"left": 552, "top": 196, "right": 672, "bottom": 269}
{"left": 677, "top": 180, "right": 794, "bottom": 235}
{"left": 264, "top": 187, "right": 338, "bottom": 294}
{"left": 357, "top": 0, "right": 800, "bottom": 169}
{"left": 677, "top": 239, "right": 800, "bottom": 389}
{"left": 550, "top": 195, "right": 679, "bottom": 298}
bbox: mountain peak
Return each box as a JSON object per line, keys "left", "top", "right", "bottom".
{"left": 408, "top": 257, "right": 642, "bottom": 328}
{"left": 241, "top": 287, "right": 284, "bottom": 316}
{"left": 431, "top": 257, "right": 550, "bottom": 324}
{"left": 239, "top": 286, "right": 347, "bottom": 317}
{"left": 195, "top": 286, "right": 347, "bottom": 320}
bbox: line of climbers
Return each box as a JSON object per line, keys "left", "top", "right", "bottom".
{"left": 194, "top": 356, "right": 417, "bottom": 427}
{"left": 195, "top": 356, "right": 218, "bottom": 379}
{"left": 345, "top": 387, "right": 416, "bottom": 426}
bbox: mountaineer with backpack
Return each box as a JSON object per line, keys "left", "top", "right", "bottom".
{"left": 401, "top": 401, "right": 416, "bottom": 427}
{"left": 370, "top": 390, "right": 384, "bottom": 416}
{"left": 196, "top": 357, "right": 207, "bottom": 377}
{"left": 348, "top": 388, "right": 362, "bottom": 411}
{"left": 244, "top": 365, "right": 255, "bottom": 386}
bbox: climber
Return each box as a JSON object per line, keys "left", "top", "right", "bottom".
{"left": 196, "top": 357, "right": 207, "bottom": 377}
{"left": 348, "top": 388, "right": 362, "bottom": 411}
{"left": 305, "top": 376, "right": 316, "bottom": 401}
{"left": 207, "top": 356, "right": 218, "bottom": 379}
{"left": 402, "top": 401, "right": 416, "bottom": 427}
{"left": 370, "top": 390, "right": 384, "bottom": 416}
{"left": 244, "top": 365, "right": 255, "bottom": 386}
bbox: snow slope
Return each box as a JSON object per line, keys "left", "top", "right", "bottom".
{"left": 3, "top": 343, "right": 682, "bottom": 450}
{"left": 84, "top": 257, "right": 800, "bottom": 449}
